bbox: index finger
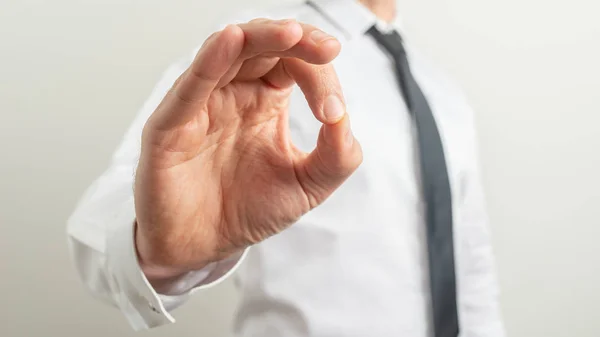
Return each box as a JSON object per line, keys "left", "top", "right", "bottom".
{"left": 175, "top": 19, "right": 304, "bottom": 105}
{"left": 173, "top": 25, "right": 245, "bottom": 105}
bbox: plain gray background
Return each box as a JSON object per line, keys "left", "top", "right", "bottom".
{"left": 1, "top": 0, "right": 599, "bottom": 336}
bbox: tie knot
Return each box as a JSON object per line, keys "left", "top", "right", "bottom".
{"left": 366, "top": 25, "right": 406, "bottom": 59}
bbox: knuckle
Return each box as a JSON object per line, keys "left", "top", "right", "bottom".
{"left": 351, "top": 146, "right": 364, "bottom": 171}
{"left": 201, "top": 31, "right": 219, "bottom": 48}
{"left": 248, "top": 17, "right": 269, "bottom": 24}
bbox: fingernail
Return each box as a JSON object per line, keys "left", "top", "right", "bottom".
{"left": 323, "top": 95, "right": 345, "bottom": 122}
{"left": 310, "top": 29, "right": 334, "bottom": 44}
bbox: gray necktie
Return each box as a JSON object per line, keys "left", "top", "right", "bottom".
{"left": 367, "top": 26, "right": 460, "bottom": 337}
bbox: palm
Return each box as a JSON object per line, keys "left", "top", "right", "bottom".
{"left": 140, "top": 81, "right": 309, "bottom": 261}
{"left": 134, "top": 20, "right": 362, "bottom": 277}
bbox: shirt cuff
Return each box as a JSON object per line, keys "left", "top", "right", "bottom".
{"left": 105, "top": 196, "right": 248, "bottom": 331}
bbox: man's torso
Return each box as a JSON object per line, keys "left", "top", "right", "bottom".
{"left": 227, "top": 1, "right": 477, "bottom": 336}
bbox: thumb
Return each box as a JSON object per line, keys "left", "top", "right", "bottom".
{"left": 295, "top": 113, "right": 363, "bottom": 208}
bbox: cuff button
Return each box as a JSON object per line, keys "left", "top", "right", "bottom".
{"left": 149, "top": 303, "right": 160, "bottom": 314}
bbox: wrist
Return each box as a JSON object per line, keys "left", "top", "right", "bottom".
{"left": 134, "top": 221, "right": 210, "bottom": 288}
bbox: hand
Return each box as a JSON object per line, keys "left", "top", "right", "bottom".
{"left": 134, "top": 19, "right": 362, "bottom": 282}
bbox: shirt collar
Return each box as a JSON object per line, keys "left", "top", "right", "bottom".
{"left": 307, "top": 0, "right": 402, "bottom": 40}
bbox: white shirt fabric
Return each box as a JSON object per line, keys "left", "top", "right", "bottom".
{"left": 67, "top": 0, "right": 506, "bottom": 336}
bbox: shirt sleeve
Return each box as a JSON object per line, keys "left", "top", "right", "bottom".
{"left": 455, "top": 102, "right": 506, "bottom": 337}
{"left": 66, "top": 54, "right": 248, "bottom": 331}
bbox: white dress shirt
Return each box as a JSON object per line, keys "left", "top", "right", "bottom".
{"left": 67, "top": 0, "right": 505, "bottom": 336}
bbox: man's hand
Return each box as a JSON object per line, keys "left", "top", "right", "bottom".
{"left": 134, "top": 19, "right": 362, "bottom": 283}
